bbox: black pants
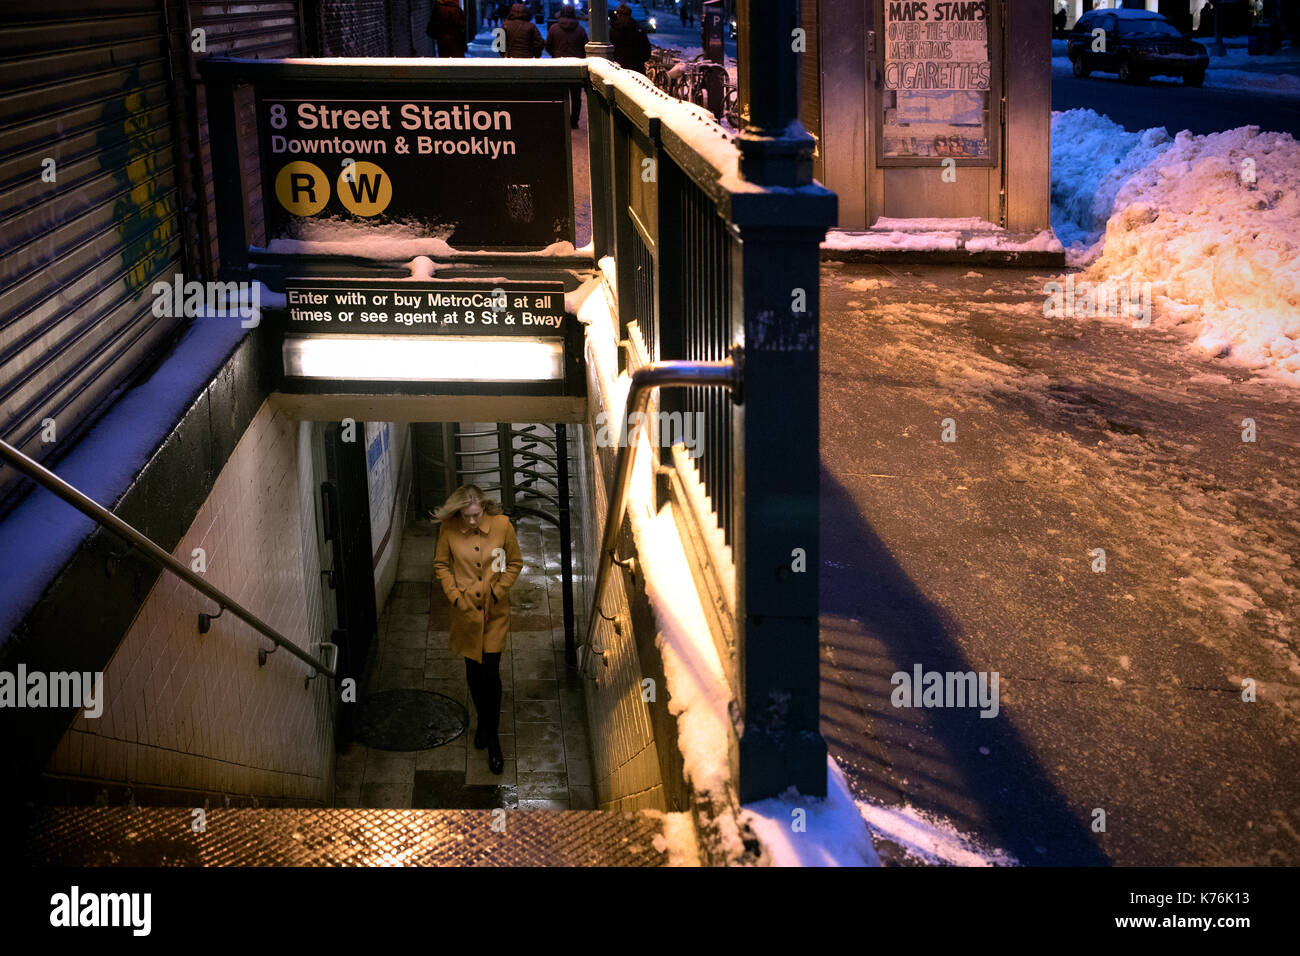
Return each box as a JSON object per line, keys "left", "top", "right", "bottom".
{"left": 465, "top": 652, "right": 502, "bottom": 737}
{"left": 568, "top": 86, "right": 582, "bottom": 128}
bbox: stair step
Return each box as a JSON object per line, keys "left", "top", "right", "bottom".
{"left": 25, "top": 807, "right": 669, "bottom": 867}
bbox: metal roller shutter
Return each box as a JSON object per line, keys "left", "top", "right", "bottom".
{"left": 0, "top": 1, "right": 187, "bottom": 508}
{"left": 319, "top": 0, "right": 390, "bottom": 57}
{"left": 800, "top": 0, "right": 821, "bottom": 182}
{"left": 188, "top": 1, "right": 302, "bottom": 272}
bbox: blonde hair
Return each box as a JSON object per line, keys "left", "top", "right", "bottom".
{"left": 432, "top": 484, "right": 503, "bottom": 523}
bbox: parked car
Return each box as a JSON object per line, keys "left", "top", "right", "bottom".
{"left": 1067, "top": 8, "right": 1209, "bottom": 86}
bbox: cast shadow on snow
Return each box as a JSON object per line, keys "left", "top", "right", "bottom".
{"left": 818, "top": 462, "right": 1110, "bottom": 865}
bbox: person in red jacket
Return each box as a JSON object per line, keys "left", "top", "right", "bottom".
{"left": 546, "top": 5, "right": 589, "bottom": 127}
{"left": 427, "top": 0, "right": 468, "bottom": 57}
{"left": 501, "top": 2, "right": 545, "bottom": 57}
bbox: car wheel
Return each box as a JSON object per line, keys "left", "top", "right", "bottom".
{"left": 1185, "top": 69, "right": 1205, "bottom": 87}
{"left": 1071, "top": 55, "right": 1090, "bottom": 78}
{"left": 1118, "top": 58, "right": 1141, "bottom": 83}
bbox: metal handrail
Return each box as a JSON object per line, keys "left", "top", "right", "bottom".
{"left": 578, "top": 351, "right": 743, "bottom": 676}
{"left": 0, "top": 438, "right": 338, "bottom": 681}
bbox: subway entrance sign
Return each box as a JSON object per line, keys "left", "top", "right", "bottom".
{"left": 276, "top": 278, "right": 584, "bottom": 395}
{"left": 197, "top": 59, "right": 591, "bottom": 416}
{"left": 258, "top": 95, "right": 573, "bottom": 249}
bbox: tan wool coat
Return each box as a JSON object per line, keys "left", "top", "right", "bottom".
{"left": 434, "top": 511, "right": 524, "bottom": 663}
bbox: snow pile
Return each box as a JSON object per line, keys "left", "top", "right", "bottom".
{"left": 1052, "top": 109, "right": 1300, "bottom": 380}
{"left": 855, "top": 799, "right": 1017, "bottom": 866}
{"left": 1051, "top": 108, "right": 1175, "bottom": 253}
{"left": 647, "top": 810, "right": 704, "bottom": 866}
{"left": 740, "top": 757, "right": 882, "bottom": 866}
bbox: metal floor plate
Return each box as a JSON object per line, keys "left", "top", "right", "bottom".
{"left": 24, "top": 807, "right": 669, "bottom": 867}
{"left": 354, "top": 689, "right": 468, "bottom": 751}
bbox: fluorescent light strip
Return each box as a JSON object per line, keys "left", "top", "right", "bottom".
{"left": 283, "top": 334, "right": 564, "bottom": 382}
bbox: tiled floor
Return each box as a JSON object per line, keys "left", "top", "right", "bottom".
{"left": 333, "top": 514, "right": 593, "bottom": 811}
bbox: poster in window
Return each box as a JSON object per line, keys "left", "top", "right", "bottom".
{"left": 879, "top": 1, "right": 994, "bottom": 163}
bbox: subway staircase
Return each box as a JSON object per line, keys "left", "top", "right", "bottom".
{"left": 23, "top": 806, "right": 670, "bottom": 866}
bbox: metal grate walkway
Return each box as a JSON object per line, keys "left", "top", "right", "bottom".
{"left": 24, "top": 808, "right": 669, "bottom": 867}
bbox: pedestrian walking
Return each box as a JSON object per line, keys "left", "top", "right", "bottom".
{"left": 426, "top": 0, "right": 468, "bottom": 57}
{"left": 501, "top": 1, "right": 544, "bottom": 57}
{"left": 546, "top": 4, "right": 589, "bottom": 127}
{"left": 433, "top": 485, "right": 524, "bottom": 776}
{"left": 610, "top": 2, "right": 651, "bottom": 74}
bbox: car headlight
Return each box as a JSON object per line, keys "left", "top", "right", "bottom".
{"left": 649, "top": 17, "right": 656, "bottom": 28}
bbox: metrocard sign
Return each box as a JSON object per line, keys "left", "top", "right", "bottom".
{"left": 277, "top": 278, "right": 579, "bottom": 388}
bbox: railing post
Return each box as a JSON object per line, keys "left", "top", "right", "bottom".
{"left": 734, "top": 0, "right": 814, "bottom": 186}
{"left": 498, "top": 423, "right": 515, "bottom": 512}
{"left": 730, "top": 0, "right": 837, "bottom": 803}
{"left": 587, "top": 75, "right": 615, "bottom": 261}
{"left": 732, "top": 188, "right": 836, "bottom": 804}
{"left": 556, "top": 423, "right": 577, "bottom": 666}
{"left": 586, "top": 0, "right": 614, "bottom": 59}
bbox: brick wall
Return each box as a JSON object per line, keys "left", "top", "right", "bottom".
{"left": 43, "top": 401, "right": 335, "bottom": 804}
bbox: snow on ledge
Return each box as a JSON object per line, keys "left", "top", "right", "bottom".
{"left": 0, "top": 313, "right": 252, "bottom": 647}
{"left": 823, "top": 220, "right": 1063, "bottom": 255}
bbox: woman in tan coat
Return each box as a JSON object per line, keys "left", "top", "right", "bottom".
{"left": 433, "top": 484, "right": 524, "bottom": 774}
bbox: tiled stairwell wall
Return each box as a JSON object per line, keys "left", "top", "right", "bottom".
{"left": 577, "top": 402, "right": 671, "bottom": 813}
{"left": 42, "top": 401, "right": 335, "bottom": 805}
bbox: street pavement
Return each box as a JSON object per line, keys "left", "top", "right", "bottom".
{"left": 1052, "top": 70, "right": 1300, "bottom": 138}
{"left": 820, "top": 262, "right": 1300, "bottom": 865}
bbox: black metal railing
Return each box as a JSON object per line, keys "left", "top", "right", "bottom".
{"left": 0, "top": 438, "right": 337, "bottom": 683}
{"left": 452, "top": 422, "right": 576, "bottom": 658}
{"left": 585, "top": 46, "right": 836, "bottom": 803}
{"left": 630, "top": 233, "right": 656, "bottom": 361}
{"left": 679, "top": 175, "right": 735, "bottom": 546}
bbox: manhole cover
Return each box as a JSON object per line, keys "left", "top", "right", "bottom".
{"left": 355, "top": 690, "right": 467, "bottom": 751}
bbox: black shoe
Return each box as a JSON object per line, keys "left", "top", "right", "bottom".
{"left": 473, "top": 726, "right": 486, "bottom": 750}
{"left": 487, "top": 738, "right": 504, "bottom": 775}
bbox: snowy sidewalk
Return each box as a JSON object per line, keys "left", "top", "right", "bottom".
{"left": 821, "top": 262, "right": 1300, "bottom": 865}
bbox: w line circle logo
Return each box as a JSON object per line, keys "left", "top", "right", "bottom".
{"left": 274, "top": 160, "right": 392, "bottom": 217}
